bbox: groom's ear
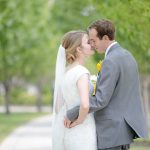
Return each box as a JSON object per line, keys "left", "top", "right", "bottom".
{"left": 102, "top": 35, "right": 109, "bottom": 40}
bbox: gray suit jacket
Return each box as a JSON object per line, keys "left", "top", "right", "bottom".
{"left": 67, "top": 43, "right": 148, "bottom": 149}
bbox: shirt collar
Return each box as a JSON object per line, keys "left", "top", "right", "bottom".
{"left": 105, "top": 41, "right": 117, "bottom": 58}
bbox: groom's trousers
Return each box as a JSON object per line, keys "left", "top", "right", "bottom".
{"left": 98, "top": 144, "right": 130, "bottom": 150}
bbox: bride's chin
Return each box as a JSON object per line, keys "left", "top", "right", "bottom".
{"left": 84, "top": 53, "right": 94, "bottom": 57}
{"left": 90, "top": 51, "right": 95, "bottom": 55}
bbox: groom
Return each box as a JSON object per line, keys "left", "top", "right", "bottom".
{"left": 64, "top": 19, "right": 148, "bottom": 150}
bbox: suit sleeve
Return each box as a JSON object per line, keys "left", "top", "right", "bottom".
{"left": 67, "top": 59, "right": 120, "bottom": 121}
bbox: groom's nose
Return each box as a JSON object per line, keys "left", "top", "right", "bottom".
{"left": 90, "top": 42, "right": 95, "bottom": 49}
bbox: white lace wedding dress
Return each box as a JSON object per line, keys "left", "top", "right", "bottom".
{"left": 52, "top": 65, "right": 97, "bottom": 150}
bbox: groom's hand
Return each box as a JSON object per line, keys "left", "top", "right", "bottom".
{"left": 69, "top": 120, "right": 79, "bottom": 128}
{"left": 64, "top": 116, "right": 72, "bottom": 128}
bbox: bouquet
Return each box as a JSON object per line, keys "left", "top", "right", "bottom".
{"left": 90, "top": 60, "right": 103, "bottom": 96}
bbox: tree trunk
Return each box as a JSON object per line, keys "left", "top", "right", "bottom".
{"left": 2, "top": 39, "right": 11, "bottom": 114}
{"left": 36, "top": 83, "right": 42, "bottom": 112}
{"left": 3, "top": 81, "right": 11, "bottom": 114}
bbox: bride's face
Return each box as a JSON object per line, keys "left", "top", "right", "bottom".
{"left": 80, "top": 34, "right": 94, "bottom": 56}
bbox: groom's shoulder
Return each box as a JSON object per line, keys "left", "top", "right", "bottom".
{"left": 105, "top": 47, "right": 132, "bottom": 64}
{"left": 117, "top": 43, "right": 133, "bottom": 55}
{"left": 113, "top": 45, "right": 133, "bottom": 58}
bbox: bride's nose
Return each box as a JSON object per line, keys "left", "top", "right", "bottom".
{"left": 90, "top": 41, "right": 95, "bottom": 49}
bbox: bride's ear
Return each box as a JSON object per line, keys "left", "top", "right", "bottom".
{"left": 76, "top": 47, "right": 82, "bottom": 54}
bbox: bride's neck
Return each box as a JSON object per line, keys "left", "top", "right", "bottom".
{"left": 74, "top": 58, "right": 84, "bottom": 66}
{"left": 67, "top": 58, "right": 84, "bottom": 68}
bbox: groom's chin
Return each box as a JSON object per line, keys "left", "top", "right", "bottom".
{"left": 92, "top": 48, "right": 97, "bottom": 52}
{"left": 97, "top": 49, "right": 105, "bottom": 54}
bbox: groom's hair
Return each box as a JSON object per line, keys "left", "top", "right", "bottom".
{"left": 88, "top": 19, "right": 115, "bottom": 40}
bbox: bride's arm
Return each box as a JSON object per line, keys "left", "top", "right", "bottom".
{"left": 72, "top": 74, "right": 89, "bottom": 125}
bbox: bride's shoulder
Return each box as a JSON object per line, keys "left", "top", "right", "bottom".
{"left": 76, "top": 65, "right": 90, "bottom": 74}
{"left": 65, "top": 65, "right": 90, "bottom": 76}
{"left": 77, "top": 65, "right": 88, "bottom": 70}
{"left": 73, "top": 65, "right": 90, "bottom": 82}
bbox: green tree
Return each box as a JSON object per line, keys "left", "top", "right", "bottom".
{"left": 0, "top": 0, "right": 51, "bottom": 114}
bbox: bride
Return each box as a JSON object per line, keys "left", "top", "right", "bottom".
{"left": 52, "top": 30, "right": 97, "bottom": 150}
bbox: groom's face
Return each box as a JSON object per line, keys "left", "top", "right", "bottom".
{"left": 89, "top": 28, "right": 106, "bottom": 53}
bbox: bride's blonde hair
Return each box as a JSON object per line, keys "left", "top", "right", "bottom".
{"left": 62, "top": 30, "right": 86, "bottom": 64}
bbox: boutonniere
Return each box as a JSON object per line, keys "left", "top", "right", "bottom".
{"left": 92, "top": 60, "right": 103, "bottom": 96}
{"left": 96, "top": 60, "right": 103, "bottom": 72}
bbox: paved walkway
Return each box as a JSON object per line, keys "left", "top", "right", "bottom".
{"left": 0, "top": 106, "right": 52, "bottom": 113}
{"left": 0, "top": 115, "right": 52, "bottom": 150}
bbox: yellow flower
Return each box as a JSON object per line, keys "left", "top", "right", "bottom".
{"left": 92, "top": 60, "right": 103, "bottom": 96}
{"left": 96, "top": 60, "right": 103, "bottom": 72}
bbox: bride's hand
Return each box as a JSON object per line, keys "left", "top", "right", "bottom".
{"left": 64, "top": 116, "right": 72, "bottom": 128}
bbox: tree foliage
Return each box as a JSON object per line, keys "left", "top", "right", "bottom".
{"left": 50, "top": 0, "right": 150, "bottom": 74}
{"left": 0, "top": 0, "right": 51, "bottom": 83}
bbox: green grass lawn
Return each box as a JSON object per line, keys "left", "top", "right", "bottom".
{"left": 130, "top": 146, "right": 150, "bottom": 150}
{"left": 0, "top": 112, "right": 49, "bottom": 143}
